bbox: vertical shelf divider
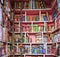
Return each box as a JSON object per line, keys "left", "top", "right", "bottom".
{"left": 42, "top": 32, "right": 43, "bottom": 43}
{"left": 32, "top": 22, "right": 33, "bottom": 32}
{"left": 25, "top": 11, "right": 26, "bottom": 22}
{"left": 39, "top": 10, "right": 41, "bottom": 21}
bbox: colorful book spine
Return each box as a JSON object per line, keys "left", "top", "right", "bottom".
{"left": 47, "top": 45, "right": 51, "bottom": 54}
{"left": 46, "top": 12, "right": 49, "bottom": 21}
{"left": 22, "top": 15, "right": 25, "bottom": 21}
{"left": 32, "top": 0, "right": 35, "bottom": 9}
{"left": 35, "top": 1, "right": 38, "bottom": 9}
{"left": 43, "top": 14, "right": 48, "bottom": 21}
{"left": 26, "top": 16, "right": 30, "bottom": 21}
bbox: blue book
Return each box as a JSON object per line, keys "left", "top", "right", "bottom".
{"left": 43, "top": 15, "right": 48, "bottom": 21}
{"left": 22, "top": 16, "right": 25, "bottom": 21}
{"left": 42, "top": 48, "right": 46, "bottom": 54}
{"left": 18, "top": 38, "right": 20, "bottom": 43}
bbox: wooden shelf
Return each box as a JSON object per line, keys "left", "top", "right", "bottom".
{"left": 14, "top": 42, "right": 56, "bottom": 45}
{"left": 15, "top": 8, "right": 52, "bottom": 11}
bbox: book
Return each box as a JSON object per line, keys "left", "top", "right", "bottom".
{"left": 32, "top": 45, "right": 38, "bottom": 54}
{"left": 35, "top": 1, "right": 38, "bottom": 9}
{"left": 26, "top": 16, "right": 30, "bottom": 21}
{"left": 15, "top": 2, "right": 16, "bottom": 8}
{"left": 51, "top": 43, "right": 56, "bottom": 55}
{"left": 48, "top": 25, "right": 52, "bottom": 31}
{"left": 22, "top": 14, "right": 25, "bottom": 21}
{"left": 44, "top": 22, "right": 48, "bottom": 32}
{"left": 47, "top": 45, "right": 52, "bottom": 54}
{"left": 53, "top": 10, "right": 57, "bottom": 18}
{"left": 32, "top": 0, "right": 35, "bottom": 9}
{"left": 26, "top": 36, "right": 29, "bottom": 43}
{"left": 24, "top": 45, "right": 30, "bottom": 54}
{"left": 43, "top": 34, "right": 48, "bottom": 43}
{"left": 35, "top": 15, "right": 39, "bottom": 21}
{"left": 40, "top": 14, "right": 43, "bottom": 21}
{"left": 43, "top": 14, "right": 48, "bottom": 21}
{"left": 46, "top": 12, "right": 49, "bottom": 21}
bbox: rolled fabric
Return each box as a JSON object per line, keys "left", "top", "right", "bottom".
{"left": 0, "top": 4, "right": 3, "bottom": 24}
{"left": 0, "top": 25, "right": 3, "bottom": 41}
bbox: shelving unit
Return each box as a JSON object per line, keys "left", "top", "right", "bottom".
{"left": 0, "top": 0, "right": 60, "bottom": 57}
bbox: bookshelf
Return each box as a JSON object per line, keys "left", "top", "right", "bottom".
{"left": 0, "top": 0, "right": 60, "bottom": 57}
{"left": 8, "top": 0, "right": 60, "bottom": 57}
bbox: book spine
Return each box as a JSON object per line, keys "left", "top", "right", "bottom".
{"left": 46, "top": 12, "right": 49, "bottom": 21}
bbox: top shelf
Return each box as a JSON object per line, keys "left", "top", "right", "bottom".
{"left": 10, "top": 0, "right": 56, "bottom": 9}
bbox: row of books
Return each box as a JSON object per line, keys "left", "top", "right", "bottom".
{"left": 14, "top": 12, "right": 52, "bottom": 22}
{"left": 0, "top": 41, "right": 57, "bottom": 56}
{"left": 14, "top": 33, "right": 55, "bottom": 43}
{"left": 15, "top": 14, "right": 25, "bottom": 22}
{"left": 14, "top": 24, "right": 54, "bottom": 32}
{"left": 26, "top": 15, "right": 39, "bottom": 21}
{"left": 13, "top": 44, "right": 56, "bottom": 55}
{"left": 14, "top": 0, "right": 46, "bottom": 9}
{"left": 26, "top": 14, "right": 50, "bottom": 21}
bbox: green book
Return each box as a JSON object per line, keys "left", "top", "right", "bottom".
{"left": 35, "top": 1, "right": 38, "bottom": 9}
{"left": 27, "top": 16, "right": 30, "bottom": 21}
{"left": 15, "top": 2, "right": 16, "bottom": 8}
{"left": 33, "top": 26, "right": 36, "bottom": 32}
{"left": 35, "top": 26, "right": 39, "bottom": 32}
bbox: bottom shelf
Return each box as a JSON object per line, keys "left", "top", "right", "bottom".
{"left": 8, "top": 55, "right": 57, "bottom": 57}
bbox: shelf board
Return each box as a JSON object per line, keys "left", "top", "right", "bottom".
{"left": 14, "top": 21, "right": 54, "bottom": 24}
{"left": 14, "top": 21, "right": 19, "bottom": 23}
{"left": 23, "top": 43, "right": 44, "bottom": 45}
{"left": 1, "top": 54, "right": 9, "bottom": 57}
{"left": 13, "top": 31, "right": 52, "bottom": 34}
{"left": 14, "top": 32, "right": 20, "bottom": 34}
{"left": 15, "top": 42, "right": 55, "bottom": 45}
{"left": 15, "top": 8, "right": 51, "bottom": 11}
{"left": 15, "top": 8, "right": 52, "bottom": 14}
{"left": 24, "top": 54, "right": 55, "bottom": 56}
{"left": 45, "top": 54, "right": 55, "bottom": 55}
{"left": 10, "top": 54, "right": 55, "bottom": 56}
{"left": 25, "top": 54, "right": 44, "bottom": 56}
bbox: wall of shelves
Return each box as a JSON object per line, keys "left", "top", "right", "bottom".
{"left": 0, "top": 0, "right": 60, "bottom": 57}
{"left": 9, "top": 0, "right": 60, "bottom": 57}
